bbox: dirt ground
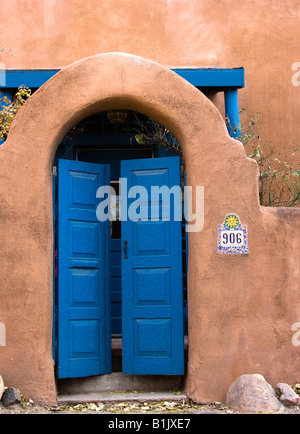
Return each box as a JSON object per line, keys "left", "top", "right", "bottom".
{"left": 1, "top": 397, "right": 300, "bottom": 414}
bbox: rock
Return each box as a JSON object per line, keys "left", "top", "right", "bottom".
{"left": 226, "top": 374, "right": 286, "bottom": 414}
{"left": 1, "top": 387, "right": 22, "bottom": 407}
{"left": 276, "top": 383, "right": 300, "bottom": 406}
{"left": 0, "top": 376, "right": 4, "bottom": 400}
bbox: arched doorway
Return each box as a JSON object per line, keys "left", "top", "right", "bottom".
{"left": 0, "top": 53, "right": 259, "bottom": 404}
{"left": 53, "top": 110, "right": 188, "bottom": 393}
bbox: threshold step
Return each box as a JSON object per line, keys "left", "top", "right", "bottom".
{"left": 57, "top": 391, "right": 187, "bottom": 405}
{"left": 58, "top": 372, "right": 184, "bottom": 394}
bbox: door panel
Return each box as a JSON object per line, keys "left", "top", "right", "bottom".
{"left": 121, "top": 157, "right": 184, "bottom": 375}
{"left": 57, "top": 159, "right": 111, "bottom": 378}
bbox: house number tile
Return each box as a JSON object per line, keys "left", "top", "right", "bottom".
{"left": 217, "top": 213, "right": 248, "bottom": 254}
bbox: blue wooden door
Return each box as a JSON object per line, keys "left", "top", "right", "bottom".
{"left": 121, "top": 157, "right": 184, "bottom": 375}
{"left": 57, "top": 159, "right": 111, "bottom": 378}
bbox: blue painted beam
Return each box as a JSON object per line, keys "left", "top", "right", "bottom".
{"left": 0, "top": 67, "right": 245, "bottom": 90}
{"left": 0, "top": 68, "right": 244, "bottom": 139}
{"left": 172, "top": 67, "right": 245, "bottom": 89}
{"left": 0, "top": 69, "right": 59, "bottom": 88}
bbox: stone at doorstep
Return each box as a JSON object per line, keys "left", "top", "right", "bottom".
{"left": 226, "top": 374, "right": 285, "bottom": 414}
{"left": 1, "top": 387, "right": 22, "bottom": 407}
{"left": 276, "top": 383, "right": 300, "bottom": 407}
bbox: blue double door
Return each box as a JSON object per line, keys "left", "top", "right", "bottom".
{"left": 57, "top": 157, "right": 184, "bottom": 378}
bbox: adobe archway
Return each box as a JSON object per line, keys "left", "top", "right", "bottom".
{"left": 0, "top": 52, "right": 275, "bottom": 405}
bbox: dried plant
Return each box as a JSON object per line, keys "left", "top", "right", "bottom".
{"left": 133, "top": 115, "right": 182, "bottom": 156}
{"left": 239, "top": 110, "right": 300, "bottom": 207}
{"left": 0, "top": 86, "right": 31, "bottom": 141}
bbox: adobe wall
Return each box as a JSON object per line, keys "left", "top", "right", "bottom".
{"left": 0, "top": 53, "right": 299, "bottom": 404}
{"left": 0, "top": 0, "right": 299, "bottom": 166}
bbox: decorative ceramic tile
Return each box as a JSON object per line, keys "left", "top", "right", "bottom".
{"left": 217, "top": 213, "right": 248, "bottom": 254}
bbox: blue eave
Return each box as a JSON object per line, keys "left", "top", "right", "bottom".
{"left": 172, "top": 67, "right": 245, "bottom": 90}
{"left": 0, "top": 67, "right": 245, "bottom": 139}
{"left": 0, "top": 69, "right": 60, "bottom": 88}
{"left": 0, "top": 67, "right": 245, "bottom": 90}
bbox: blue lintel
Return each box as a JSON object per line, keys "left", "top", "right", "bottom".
{"left": 0, "top": 67, "right": 245, "bottom": 90}
{"left": 0, "top": 67, "right": 244, "bottom": 139}
{"left": 0, "top": 69, "right": 59, "bottom": 88}
{"left": 172, "top": 67, "right": 245, "bottom": 90}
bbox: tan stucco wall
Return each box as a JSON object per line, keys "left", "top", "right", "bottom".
{"left": 0, "top": 53, "right": 299, "bottom": 404}
{"left": 0, "top": 0, "right": 299, "bottom": 164}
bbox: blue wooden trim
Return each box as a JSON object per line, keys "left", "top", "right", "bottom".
{"left": 0, "top": 68, "right": 244, "bottom": 138}
{"left": 172, "top": 67, "right": 245, "bottom": 89}
{"left": 224, "top": 89, "right": 241, "bottom": 138}
{"left": 0, "top": 67, "right": 245, "bottom": 89}
{"left": 0, "top": 69, "right": 59, "bottom": 88}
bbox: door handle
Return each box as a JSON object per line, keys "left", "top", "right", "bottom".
{"left": 123, "top": 240, "right": 128, "bottom": 259}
